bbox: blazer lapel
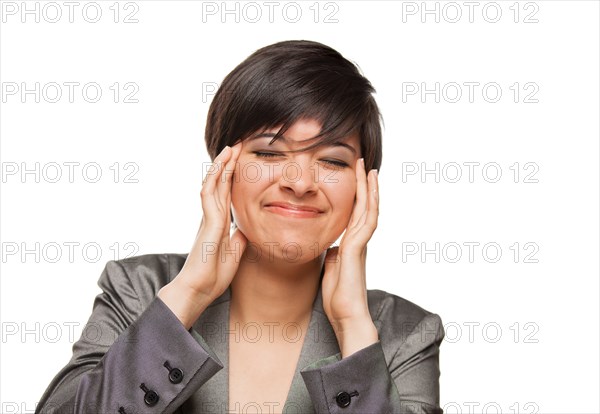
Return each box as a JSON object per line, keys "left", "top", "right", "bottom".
{"left": 184, "top": 268, "right": 341, "bottom": 413}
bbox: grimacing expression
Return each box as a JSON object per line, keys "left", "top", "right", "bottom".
{"left": 230, "top": 118, "right": 362, "bottom": 264}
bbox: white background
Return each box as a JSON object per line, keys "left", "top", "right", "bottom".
{"left": 1, "top": 1, "right": 599, "bottom": 413}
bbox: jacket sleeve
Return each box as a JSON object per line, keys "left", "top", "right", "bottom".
{"left": 34, "top": 259, "right": 224, "bottom": 414}
{"left": 299, "top": 313, "right": 445, "bottom": 414}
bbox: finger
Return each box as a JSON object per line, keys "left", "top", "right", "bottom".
{"left": 201, "top": 146, "right": 231, "bottom": 223}
{"left": 364, "top": 169, "right": 379, "bottom": 237}
{"left": 221, "top": 143, "right": 242, "bottom": 241}
{"left": 342, "top": 169, "right": 379, "bottom": 255}
{"left": 202, "top": 146, "right": 229, "bottom": 186}
{"left": 349, "top": 157, "right": 368, "bottom": 229}
{"left": 222, "top": 189, "right": 232, "bottom": 246}
{"left": 216, "top": 141, "right": 242, "bottom": 206}
{"left": 354, "top": 170, "right": 379, "bottom": 247}
{"left": 354, "top": 169, "right": 380, "bottom": 247}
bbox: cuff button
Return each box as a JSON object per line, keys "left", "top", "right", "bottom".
{"left": 169, "top": 367, "right": 184, "bottom": 384}
{"left": 164, "top": 361, "right": 184, "bottom": 384}
{"left": 336, "top": 390, "right": 359, "bottom": 408}
{"left": 140, "top": 383, "right": 160, "bottom": 406}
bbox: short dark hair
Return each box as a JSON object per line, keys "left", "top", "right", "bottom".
{"left": 204, "top": 39, "right": 383, "bottom": 173}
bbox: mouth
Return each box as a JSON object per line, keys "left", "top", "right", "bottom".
{"left": 264, "top": 202, "right": 324, "bottom": 218}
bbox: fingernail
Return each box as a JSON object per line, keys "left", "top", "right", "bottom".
{"left": 360, "top": 158, "right": 365, "bottom": 167}
{"left": 372, "top": 169, "right": 378, "bottom": 178}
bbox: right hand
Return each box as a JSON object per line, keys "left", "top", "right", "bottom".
{"left": 158, "top": 142, "right": 248, "bottom": 328}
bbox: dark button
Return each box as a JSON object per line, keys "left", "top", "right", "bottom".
{"left": 336, "top": 390, "right": 359, "bottom": 408}
{"left": 169, "top": 367, "right": 184, "bottom": 384}
{"left": 164, "top": 361, "right": 184, "bottom": 384}
{"left": 144, "top": 390, "right": 159, "bottom": 406}
{"left": 140, "top": 383, "right": 159, "bottom": 407}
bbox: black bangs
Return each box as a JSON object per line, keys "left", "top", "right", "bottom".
{"left": 205, "top": 40, "right": 383, "bottom": 172}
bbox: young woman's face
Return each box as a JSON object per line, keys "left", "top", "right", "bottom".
{"left": 231, "top": 118, "right": 362, "bottom": 264}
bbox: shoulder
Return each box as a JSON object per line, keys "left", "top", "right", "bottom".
{"left": 366, "top": 288, "right": 444, "bottom": 353}
{"left": 102, "top": 252, "right": 188, "bottom": 303}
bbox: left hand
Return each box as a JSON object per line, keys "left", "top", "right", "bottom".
{"left": 321, "top": 157, "right": 380, "bottom": 357}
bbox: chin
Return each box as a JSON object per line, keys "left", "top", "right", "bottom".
{"left": 250, "top": 232, "right": 328, "bottom": 257}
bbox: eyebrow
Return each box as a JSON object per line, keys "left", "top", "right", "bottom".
{"left": 248, "top": 133, "right": 357, "bottom": 155}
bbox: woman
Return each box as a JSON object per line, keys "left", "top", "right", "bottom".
{"left": 35, "top": 40, "right": 445, "bottom": 414}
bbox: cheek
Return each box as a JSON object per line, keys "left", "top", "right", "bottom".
{"left": 235, "top": 154, "right": 272, "bottom": 182}
{"left": 231, "top": 160, "right": 271, "bottom": 206}
{"left": 324, "top": 176, "right": 357, "bottom": 216}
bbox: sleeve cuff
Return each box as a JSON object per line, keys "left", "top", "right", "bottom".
{"left": 300, "top": 340, "right": 397, "bottom": 413}
{"left": 75, "top": 296, "right": 224, "bottom": 413}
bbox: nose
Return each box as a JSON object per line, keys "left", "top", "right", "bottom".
{"left": 277, "top": 157, "right": 319, "bottom": 197}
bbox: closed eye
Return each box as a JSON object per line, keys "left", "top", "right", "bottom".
{"left": 252, "top": 151, "right": 348, "bottom": 169}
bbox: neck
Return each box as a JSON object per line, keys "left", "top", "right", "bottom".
{"left": 229, "top": 247, "right": 326, "bottom": 327}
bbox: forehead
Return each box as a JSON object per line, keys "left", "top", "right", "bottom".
{"left": 248, "top": 132, "right": 360, "bottom": 157}
{"left": 249, "top": 119, "right": 361, "bottom": 152}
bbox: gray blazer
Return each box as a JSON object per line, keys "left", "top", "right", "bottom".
{"left": 35, "top": 253, "right": 445, "bottom": 414}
